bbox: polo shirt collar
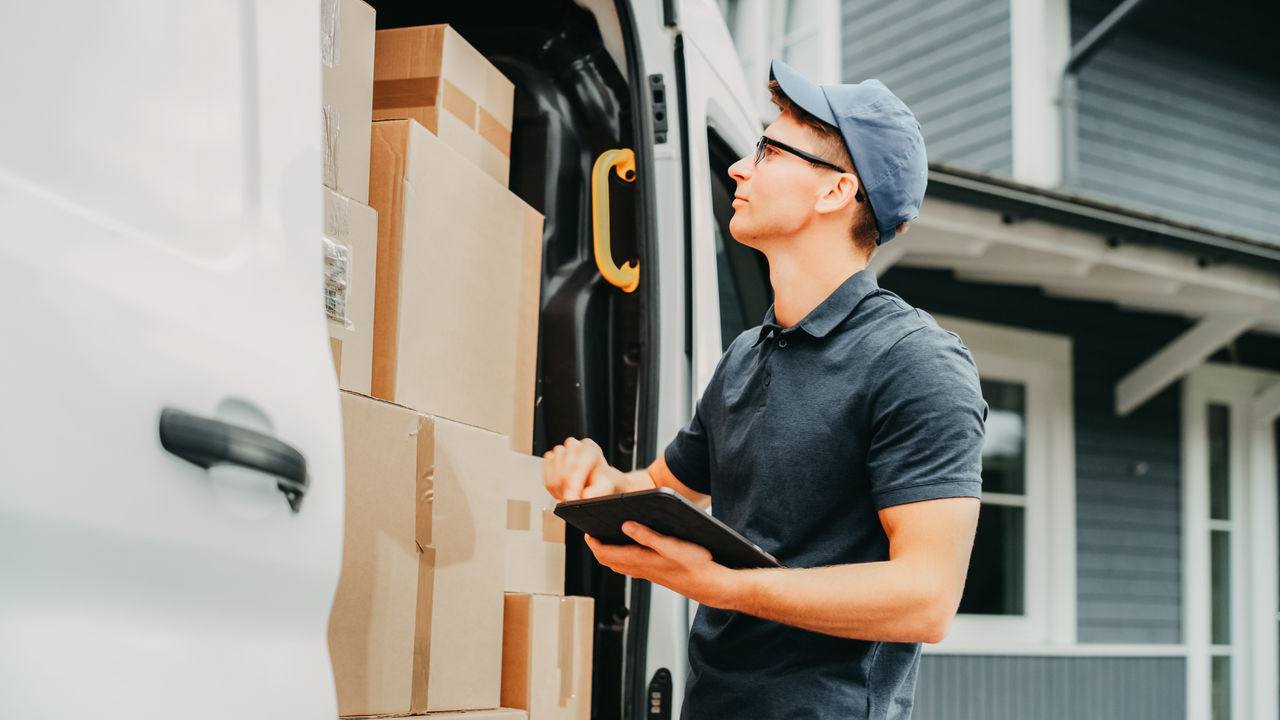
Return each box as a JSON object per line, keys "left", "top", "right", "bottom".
{"left": 754, "top": 268, "right": 881, "bottom": 347}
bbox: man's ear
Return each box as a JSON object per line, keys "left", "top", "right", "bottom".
{"left": 814, "top": 173, "right": 861, "bottom": 216}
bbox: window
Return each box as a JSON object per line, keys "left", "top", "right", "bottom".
{"left": 960, "top": 379, "right": 1028, "bottom": 616}
{"left": 707, "top": 130, "right": 770, "bottom": 350}
{"left": 1182, "top": 365, "right": 1280, "bottom": 720}
{"left": 928, "top": 317, "right": 1075, "bottom": 650}
{"left": 1204, "top": 402, "right": 1236, "bottom": 720}
{"left": 717, "top": 0, "right": 843, "bottom": 124}
{"left": 779, "top": 0, "right": 822, "bottom": 78}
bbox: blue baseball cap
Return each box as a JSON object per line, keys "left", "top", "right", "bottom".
{"left": 769, "top": 59, "right": 927, "bottom": 245}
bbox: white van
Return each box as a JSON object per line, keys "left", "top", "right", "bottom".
{"left": 0, "top": 0, "right": 763, "bottom": 717}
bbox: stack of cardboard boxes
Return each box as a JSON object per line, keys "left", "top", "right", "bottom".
{"left": 320, "top": 3, "right": 593, "bottom": 718}
{"left": 322, "top": 0, "right": 378, "bottom": 395}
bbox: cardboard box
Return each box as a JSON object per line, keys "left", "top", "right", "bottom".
{"left": 373, "top": 24, "right": 515, "bottom": 185}
{"left": 505, "top": 453, "right": 566, "bottom": 596}
{"left": 329, "top": 392, "right": 433, "bottom": 717}
{"left": 420, "top": 710, "right": 528, "bottom": 720}
{"left": 424, "top": 414, "right": 510, "bottom": 711}
{"left": 501, "top": 594, "right": 594, "bottom": 720}
{"left": 329, "top": 392, "right": 510, "bottom": 714}
{"left": 321, "top": 0, "right": 376, "bottom": 202}
{"left": 325, "top": 188, "right": 378, "bottom": 395}
{"left": 368, "top": 119, "right": 543, "bottom": 454}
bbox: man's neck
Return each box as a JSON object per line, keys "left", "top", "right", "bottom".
{"left": 766, "top": 238, "right": 868, "bottom": 328}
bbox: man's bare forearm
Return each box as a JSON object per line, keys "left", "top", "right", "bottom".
{"left": 721, "top": 559, "right": 957, "bottom": 643}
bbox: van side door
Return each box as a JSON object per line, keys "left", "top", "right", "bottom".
{"left": 0, "top": 3, "right": 345, "bottom": 717}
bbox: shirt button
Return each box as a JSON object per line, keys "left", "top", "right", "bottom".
{"left": 778, "top": 338, "right": 788, "bottom": 348}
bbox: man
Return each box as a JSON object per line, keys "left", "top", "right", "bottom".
{"left": 543, "top": 59, "right": 987, "bottom": 719}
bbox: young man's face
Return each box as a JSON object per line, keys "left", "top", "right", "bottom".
{"left": 726, "top": 112, "right": 844, "bottom": 249}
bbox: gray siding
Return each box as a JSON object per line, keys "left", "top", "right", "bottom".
{"left": 841, "top": 0, "right": 1012, "bottom": 175}
{"left": 880, "top": 268, "right": 1189, "bottom": 643}
{"left": 1071, "top": 0, "right": 1280, "bottom": 246}
{"left": 913, "top": 655, "right": 1185, "bottom": 720}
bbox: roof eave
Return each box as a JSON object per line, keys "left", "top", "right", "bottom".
{"left": 926, "top": 163, "right": 1280, "bottom": 274}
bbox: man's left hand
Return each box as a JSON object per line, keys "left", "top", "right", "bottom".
{"left": 585, "top": 522, "right": 738, "bottom": 608}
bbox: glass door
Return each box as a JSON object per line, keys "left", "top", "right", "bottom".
{"left": 1184, "top": 365, "right": 1280, "bottom": 720}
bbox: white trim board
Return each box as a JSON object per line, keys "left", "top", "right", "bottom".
{"left": 924, "top": 643, "right": 1188, "bottom": 658}
{"left": 1009, "top": 0, "right": 1069, "bottom": 187}
{"left": 1116, "top": 313, "right": 1257, "bottom": 416}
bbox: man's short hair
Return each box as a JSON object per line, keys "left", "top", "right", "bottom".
{"left": 768, "top": 80, "right": 911, "bottom": 257}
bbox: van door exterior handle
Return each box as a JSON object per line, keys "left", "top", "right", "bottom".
{"left": 158, "top": 408, "right": 309, "bottom": 513}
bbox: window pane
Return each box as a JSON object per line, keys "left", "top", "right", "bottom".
{"left": 785, "top": 0, "right": 820, "bottom": 34}
{"left": 959, "top": 504, "right": 1025, "bottom": 615}
{"left": 980, "top": 379, "right": 1026, "bottom": 495}
{"left": 781, "top": 40, "right": 818, "bottom": 80}
{"left": 1211, "top": 530, "right": 1231, "bottom": 645}
{"left": 1208, "top": 403, "right": 1230, "bottom": 520}
{"left": 707, "top": 131, "right": 771, "bottom": 350}
{"left": 1211, "top": 655, "right": 1231, "bottom": 720}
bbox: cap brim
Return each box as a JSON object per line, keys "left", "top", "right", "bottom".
{"left": 769, "top": 59, "right": 837, "bottom": 126}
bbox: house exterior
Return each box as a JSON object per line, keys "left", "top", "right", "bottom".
{"left": 714, "top": 1, "right": 1280, "bottom": 719}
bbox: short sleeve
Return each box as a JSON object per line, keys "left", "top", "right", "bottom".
{"left": 866, "top": 326, "right": 988, "bottom": 510}
{"left": 662, "top": 397, "right": 712, "bottom": 494}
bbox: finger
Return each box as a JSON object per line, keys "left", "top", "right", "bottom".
{"left": 562, "top": 460, "right": 592, "bottom": 500}
{"left": 623, "top": 522, "right": 711, "bottom": 562}
{"left": 621, "top": 522, "right": 669, "bottom": 551}
{"left": 584, "top": 535, "right": 624, "bottom": 570}
{"left": 586, "top": 536, "right": 657, "bottom": 577}
{"left": 545, "top": 444, "right": 578, "bottom": 496}
{"left": 543, "top": 450, "right": 566, "bottom": 497}
{"left": 560, "top": 439, "right": 601, "bottom": 499}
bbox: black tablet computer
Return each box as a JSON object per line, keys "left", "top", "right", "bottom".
{"left": 554, "top": 487, "right": 783, "bottom": 569}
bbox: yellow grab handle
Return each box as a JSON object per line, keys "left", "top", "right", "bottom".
{"left": 591, "top": 148, "right": 639, "bottom": 293}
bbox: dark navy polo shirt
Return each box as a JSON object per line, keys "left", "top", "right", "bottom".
{"left": 663, "top": 268, "right": 987, "bottom": 720}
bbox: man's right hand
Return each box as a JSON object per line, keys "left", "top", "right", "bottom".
{"left": 543, "top": 437, "right": 629, "bottom": 501}
{"left": 543, "top": 443, "right": 709, "bottom": 509}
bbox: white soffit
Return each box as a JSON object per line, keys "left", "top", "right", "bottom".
{"left": 893, "top": 198, "right": 1280, "bottom": 415}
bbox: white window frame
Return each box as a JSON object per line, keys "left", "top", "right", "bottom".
{"left": 1182, "top": 364, "right": 1280, "bottom": 720}
{"left": 926, "top": 316, "right": 1077, "bottom": 651}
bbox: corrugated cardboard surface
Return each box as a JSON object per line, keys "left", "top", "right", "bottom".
{"left": 417, "top": 709, "right": 529, "bottom": 719}
{"left": 372, "top": 24, "right": 514, "bottom": 185}
{"left": 501, "top": 594, "right": 594, "bottom": 720}
{"left": 504, "top": 453, "right": 566, "bottom": 596}
{"left": 321, "top": 0, "right": 375, "bottom": 203}
{"left": 325, "top": 189, "right": 378, "bottom": 395}
{"left": 425, "top": 416, "right": 510, "bottom": 711}
{"left": 330, "top": 392, "right": 512, "bottom": 714}
{"left": 329, "top": 392, "right": 434, "bottom": 717}
{"left": 367, "top": 119, "right": 542, "bottom": 455}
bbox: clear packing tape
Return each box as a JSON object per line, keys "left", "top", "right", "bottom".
{"left": 323, "top": 235, "right": 354, "bottom": 329}
{"left": 320, "top": 0, "right": 340, "bottom": 68}
{"left": 322, "top": 105, "right": 340, "bottom": 191}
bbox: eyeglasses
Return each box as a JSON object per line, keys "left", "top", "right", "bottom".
{"left": 753, "top": 136, "right": 865, "bottom": 202}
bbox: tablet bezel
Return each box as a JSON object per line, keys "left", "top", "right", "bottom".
{"left": 554, "top": 487, "right": 783, "bottom": 569}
